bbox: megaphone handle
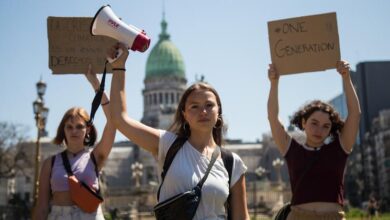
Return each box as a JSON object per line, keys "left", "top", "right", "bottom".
{"left": 107, "top": 48, "right": 124, "bottom": 63}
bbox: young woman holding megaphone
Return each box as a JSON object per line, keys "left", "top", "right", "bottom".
{"left": 109, "top": 43, "right": 250, "bottom": 220}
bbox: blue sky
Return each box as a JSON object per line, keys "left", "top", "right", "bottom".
{"left": 0, "top": 0, "right": 389, "bottom": 143}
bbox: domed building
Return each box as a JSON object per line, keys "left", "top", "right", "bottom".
{"left": 141, "top": 17, "right": 187, "bottom": 129}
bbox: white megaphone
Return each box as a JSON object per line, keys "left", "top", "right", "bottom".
{"left": 91, "top": 5, "right": 151, "bottom": 63}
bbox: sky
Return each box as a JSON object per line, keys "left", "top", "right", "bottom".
{"left": 0, "top": 0, "right": 389, "bottom": 143}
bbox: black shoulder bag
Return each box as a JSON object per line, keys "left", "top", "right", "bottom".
{"left": 274, "top": 150, "right": 320, "bottom": 220}
{"left": 153, "top": 141, "right": 221, "bottom": 220}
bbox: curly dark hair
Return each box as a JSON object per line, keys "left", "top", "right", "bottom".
{"left": 290, "top": 100, "right": 344, "bottom": 137}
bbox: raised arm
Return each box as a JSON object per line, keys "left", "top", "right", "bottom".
{"left": 267, "top": 64, "right": 290, "bottom": 155}
{"left": 85, "top": 64, "right": 116, "bottom": 171}
{"left": 33, "top": 158, "right": 51, "bottom": 220}
{"left": 336, "top": 60, "right": 361, "bottom": 152}
{"left": 109, "top": 43, "right": 160, "bottom": 156}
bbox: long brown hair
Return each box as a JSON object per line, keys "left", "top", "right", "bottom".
{"left": 53, "top": 107, "right": 97, "bottom": 146}
{"left": 290, "top": 100, "right": 344, "bottom": 137}
{"left": 168, "top": 82, "right": 227, "bottom": 146}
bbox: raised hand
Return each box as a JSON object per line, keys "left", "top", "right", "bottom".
{"left": 268, "top": 64, "right": 280, "bottom": 82}
{"left": 107, "top": 42, "right": 129, "bottom": 69}
{"left": 336, "top": 60, "right": 351, "bottom": 78}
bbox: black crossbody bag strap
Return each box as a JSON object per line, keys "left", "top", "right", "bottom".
{"left": 196, "top": 146, "right": 221, "bottom": 188}
{"left": 87, "top": 60, "right": 108, "bottom": 126}
{"left": 156, "top": 137, "right": 221, "bottom": 201}
{"left": 221, "top": 148, "right": 233, "bottom": 220}
{"left": 157, "top": 137, "right": 188, "bottom": 201}
{"left": 90, "top": 152, "right": 101, "bottom": 194}
{"left": 61, "top": 151, "right": 73, "bottom": 176}
{"left": 49, "top": 155, "right": 56, "bottom": 197}
{"left": 90, "top": 152, "right": 99, "bottom": 177}
{"left": 61, "top": 151, "right": 101, "bottom": 191}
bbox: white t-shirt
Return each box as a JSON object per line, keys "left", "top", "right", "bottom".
{"left": 157, "top": 130, "right": 247, "bottom": 220}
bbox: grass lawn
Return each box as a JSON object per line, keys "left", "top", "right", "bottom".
{"left": 249, "top": 211, "right": 390, "bottom": 220}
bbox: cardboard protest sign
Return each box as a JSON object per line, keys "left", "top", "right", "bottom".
{"left": 48, "top": 17, "right": 116, "bottom": 74}
{"left": 268, "top": 12, "right": 340, "bottom": 75}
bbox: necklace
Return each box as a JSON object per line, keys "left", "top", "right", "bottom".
{"left": 67, "top": 148, "right": 86, "bottom": 157}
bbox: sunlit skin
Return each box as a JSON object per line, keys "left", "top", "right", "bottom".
{"left": 109, "top": 43, "right": 250, "bottom": 219}
{"left": 64, "top": 116, "right": 90, "bottom": 153}
{"left": 267, "top": 60, "right": 361, "bottom": 214}
{"left": 182, "top": 89, "right": 219, "bottom": 135}
{"left": 51, "top": 115, "right": 92, "bottom": 206}
{"left": 295, "top": 110, "right": 342, "bottom": 211}
{"left": 33, "top": 65, "right": 117, "bottom": 219}
{"left": 51, "top": 116, "right": 90, "bottom": 206}
{"left": 302, "top": 111, "right": 332, "bottom": 148}
{"left": 51, "top": 114, "right": 94, "bottom": 206}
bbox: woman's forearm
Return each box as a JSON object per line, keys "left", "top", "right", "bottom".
{"left": 343, "top": 75, "right": 361, "bottom": 117}
{"left": 110, "top": 70, "right": 127, "bottom": 126}
{"left": 268, "top": 80, "right": 280, "bottom": 122}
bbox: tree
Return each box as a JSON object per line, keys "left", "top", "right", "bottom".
{"left": 0, "top": 122, "right": 31, "bottom": 178}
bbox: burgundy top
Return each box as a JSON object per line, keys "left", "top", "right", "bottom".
{"left": 285, "top": 136, "right": 349, "bottom": 206}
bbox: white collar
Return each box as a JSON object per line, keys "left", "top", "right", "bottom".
{"left": 302, "top": 143, "right": 323, "bottom": 151}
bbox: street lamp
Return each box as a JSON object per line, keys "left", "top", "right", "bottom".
{"left": 32, "top": 78, "right": 49, "bottom": 207}
{"left": 130, "top": 161, "right": 143, "bottom": 219}
{"left": 131, "top": 161, "right": 143, "bottom": 188}
{"left": 255, "top": 166, "right": 267, "bottom": 178}
{"left": 253, "top": 166, "right": 267, "bottom": 219}
{"left": 272, "top": 158, "right": 284, "bottom": 187}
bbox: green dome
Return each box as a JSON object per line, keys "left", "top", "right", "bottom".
{"left": 145, "top": 19, "right": 185, "bottom": 80}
